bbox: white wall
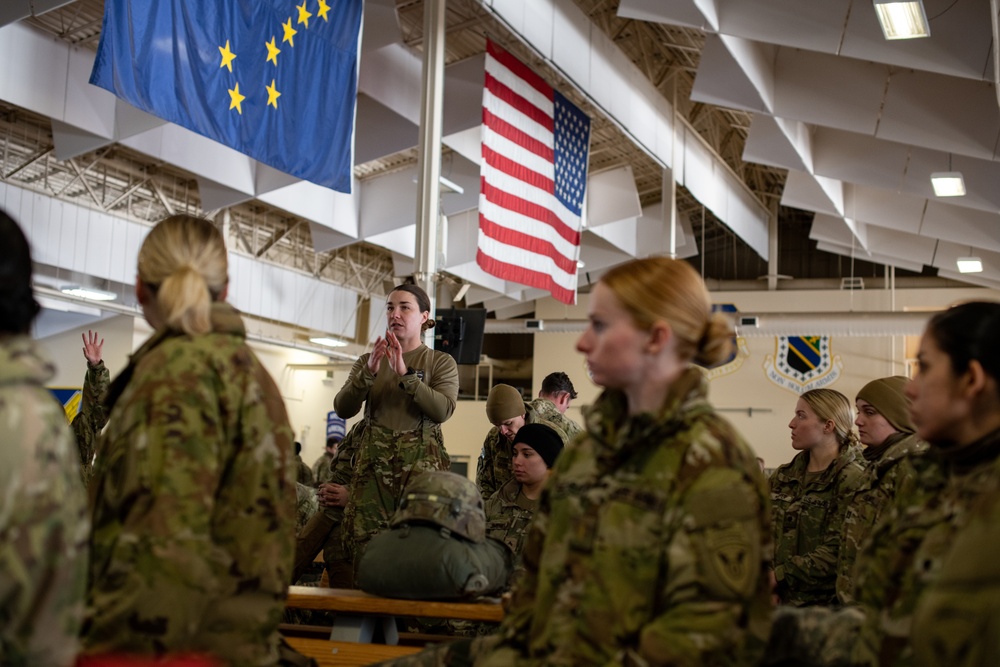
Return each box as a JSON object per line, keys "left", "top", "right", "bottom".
{"left": 529, "top": 286, "right": 1000, "bottom": 469}
{"left": 39, "top": 313, "right": 136, "bottom": 389}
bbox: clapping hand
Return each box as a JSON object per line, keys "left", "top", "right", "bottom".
{"left": 385, "top": 330, "right": 407, "bottom": 376}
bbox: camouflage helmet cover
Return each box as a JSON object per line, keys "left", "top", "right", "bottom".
{"left": 392, "top": 471, "right": 486, "bottom": 543}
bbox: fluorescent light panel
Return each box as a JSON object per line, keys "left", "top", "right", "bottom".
{"left": 59, "top": 285, "right": 117, "bottom": 301}
{"left": 309, "top": 336, "right": 348, "bottom": 348}
{"left": 874, "top": 1, "right": 930, "bottom": 40}
{"left": 930, "top": 171, "right": 966, "bottom": 197}
{"left": 956, "top": 257, "right": 983, "bottom": 274}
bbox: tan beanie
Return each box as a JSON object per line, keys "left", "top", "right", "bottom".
{"left": 486, "top": 384, "right": 526, "bottom": 425}
{"left": 856, "top": 376, "right": 915, "bottom": 434}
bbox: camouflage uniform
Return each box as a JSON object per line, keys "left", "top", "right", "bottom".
{"left": 911, "top": 454, "right": 1000, "bottom": 667}
{"left": 83, "top": 303, "right": 297, "bottom": 667}
{"left": 835, "top": 432, "right": 928, "bottom": 604}
{"left": 483, "top": 478, "right": 537, "bottom": 581}
{"left": 761, "top": 430, "right": 1000, "bottom": 667}
{"left": 851, "top": 433, "right": 1000, "bottom": 666}
{"left": 295, "top": 482, "right": 319, "bottom": 533}
{"left": 335, "top": 345, "right": 458, "bottom": 568}
{"left": 385, "top": 368, "right": 773, "bottom": 667}
{"left": 295, "top": 454, "right": 314, "bottom": 486}
{"left": 292, "top": 423, "right": 360, "bottom": 587}
{"left": 475, "top": 398, "right": 578, "bottom": 498}
{"left": 770, "top": 444, "right": 865, "bottom": 606}
{"left": 71, "top": 359, "right": 110, "bottom": 487}
{"left": 0, "top": 336, "right": 88, "bottom": 667}
{"left": 311, "top": 450, "right": 335, "bottom": 486}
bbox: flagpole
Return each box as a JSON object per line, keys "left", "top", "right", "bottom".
{"left": 414, "top": 0, "right": 447, "bottom": 346}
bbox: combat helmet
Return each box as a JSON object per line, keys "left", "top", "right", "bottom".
{"left": 392, "top": 471, "right": 486, "bottom": 543}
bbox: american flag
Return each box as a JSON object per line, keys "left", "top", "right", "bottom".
{"left": 477, "top": 40, "right": 591, "bottom": 305}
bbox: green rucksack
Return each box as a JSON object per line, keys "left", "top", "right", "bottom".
{"left": 357, "top": 471, "right": 512, "bottom": 599}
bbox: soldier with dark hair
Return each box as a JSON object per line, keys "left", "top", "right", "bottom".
{"left": 475, "top": 383, "right": 579, "bottom": 498}
{"left": 484, "top": 422, "right": 564, "bottom": 582}
{"left": 336, "top": 284, "right": 459, "bottom": 574}
{"left": 71, "top": 329, "right": 110, "bottom": 487}
{"left": 0, "top": 208, "right": 88, "bottom": 666}
{"left": 537, "top": 371, "right": 577, "bottom": 414}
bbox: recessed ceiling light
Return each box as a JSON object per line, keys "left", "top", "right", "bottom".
{"left": 873, "top": 1, "right": 930, "bottom": 40}
{"left": 956, "top": 257, "right": 983, "bottom": 274}
{"left": 59, "top": 285, "right": 117, "bottom": 301}
{"left": 930, "top": 172, "right": 966, "bottom": 197}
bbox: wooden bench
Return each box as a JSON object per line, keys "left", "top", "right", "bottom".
{"left": 285, "top": 586, "right": 503, "bottom": 645}
{"left": 283, "top": 636, "right": 420, "bottom": 666}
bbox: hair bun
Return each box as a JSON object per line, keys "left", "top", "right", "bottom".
{"left": 693, "top": 312, "right": 734, "bottom": 368}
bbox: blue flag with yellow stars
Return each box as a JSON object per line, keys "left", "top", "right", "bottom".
{"left": 90, "top": 0, "right": 362, "bottom": 193}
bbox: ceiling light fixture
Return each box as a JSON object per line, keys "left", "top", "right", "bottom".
{"left": 873, "top": 0, "right": 930, "bottom": 40}
{"left": 309, "top": 336, "right": 349, "bottom": 348}
{"left": 931, "top": 171, "right": 966, "bottom": 197}
{"left": 59, "top": 285, "right": 117, "bottom": 301}
{"left": 956, "top": 257, "right": 983, "bottom": 274}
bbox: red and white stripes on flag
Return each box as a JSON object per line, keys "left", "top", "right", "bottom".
{"left": 477, "top": 40, "right": 592, "bottom": 305}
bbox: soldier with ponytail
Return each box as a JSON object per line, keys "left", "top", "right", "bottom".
{"left": 82, "top": 215, "right": 299, "bottom": 666}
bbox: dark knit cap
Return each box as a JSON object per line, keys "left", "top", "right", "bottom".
{"left": 486, "top": 384, "right": 526, "bottom": 424}
{"left": 856, "top": 376, "right": 915, "bottom": 434}
{"left": 512, "top": 423, "right": 565, "bottom": 468}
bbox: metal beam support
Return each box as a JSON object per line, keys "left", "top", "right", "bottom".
{"left": 414, "top": 0, "right": 446, "bottom": 341}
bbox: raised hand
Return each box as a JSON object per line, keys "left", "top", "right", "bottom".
{"left": 82, "top": 330, "right": 104, "bottom": 366}
{"left": 366, "top": 335, "right": 388, "bottom": 375}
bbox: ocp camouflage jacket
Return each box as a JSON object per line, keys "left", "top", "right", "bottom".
{"left": 83, "top": 303, "right": 296, "bottom": 667}
{"left": 473, "top": 368, "right": 773, "bottom": 667}
{"left": 770, "top": 443, "right": 865, "bottom": 606}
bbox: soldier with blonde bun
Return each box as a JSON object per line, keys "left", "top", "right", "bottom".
{"left": 382, "top": 256, "right": 773, "bottom": 667}
{"left": 82, "top": 215, "right": 297, "bottom": 666}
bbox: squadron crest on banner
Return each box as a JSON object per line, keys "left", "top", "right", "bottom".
{"left": 763, "top": 335, "right": 842, "bottom": 394}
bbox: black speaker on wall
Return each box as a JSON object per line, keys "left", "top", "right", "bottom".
{"left": 434, "top": 308, "right": 487, "bottom": 365}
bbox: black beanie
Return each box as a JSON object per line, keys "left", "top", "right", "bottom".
{"left": 512, "top": 423, "right": 565, "bottom": 468}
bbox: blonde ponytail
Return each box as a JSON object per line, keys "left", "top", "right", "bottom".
{"left": 138, "top": 215, "right": 228, "bottom": 336}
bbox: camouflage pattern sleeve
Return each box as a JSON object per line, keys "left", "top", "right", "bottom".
{"left": 334, "top": 355, "right": 375, "bottom": 419}
{"left": 636, "top": 432, "right": 772, "bottom": 666}
{"left": 84, "top": 328, "right": 295, "bottom": 665}
{"left": 71, "top": 359, "right": 111, "bottom": 485}
{"left": 475, "top": 429, "right": 500, "bottom": 498}
{"left": 912, "top": 486, "right": 1000, "bottom": 667}
{"left": 0, "top": 338, "right": 89, "bottom": 667}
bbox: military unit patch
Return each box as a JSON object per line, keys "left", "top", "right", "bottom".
{"left": 763, "top": 335, "right": 842, "bottom": 394}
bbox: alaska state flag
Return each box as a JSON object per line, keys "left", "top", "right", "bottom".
{"left": 90, "top": 0, "right": 362, "bottom": 193}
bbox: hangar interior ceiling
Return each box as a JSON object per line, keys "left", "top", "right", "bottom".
{"left": 3, "top": 0, "right": 995, "bottom": 349}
